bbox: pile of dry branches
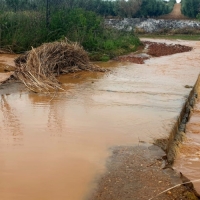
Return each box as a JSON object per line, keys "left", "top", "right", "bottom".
{"left": 14, "top": 40, "right": 105, "bottom": 92}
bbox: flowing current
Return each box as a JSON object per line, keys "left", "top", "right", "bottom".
{"left": 0, "top": 39, "right": 200, "bottom": 199}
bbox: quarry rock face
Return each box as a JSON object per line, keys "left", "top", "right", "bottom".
{"left": 105, "top": 18, "right": 200, "bottom": 33}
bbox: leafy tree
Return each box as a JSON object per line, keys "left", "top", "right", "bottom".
{"left": 135, "top": 0, "right": 170, "bottom": 18}
{"left": 5, "top": 0, "right": 38, "bottom": 11}
{"left": 5, "top": 0, "right": 20, "bottom": 11}
{"left": 181, "top": 0, "right": 200, "bottom": 18}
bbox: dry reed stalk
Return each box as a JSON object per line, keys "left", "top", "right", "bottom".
{"left": 148, "top": 179, "right": 200, "bottom": 200}
{"left": 14, "top": 39, "right": 106, "bottom": 92}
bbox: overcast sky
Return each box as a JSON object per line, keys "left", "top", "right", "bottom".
{"left": 166, "top": 0, "right": 181, "bottom": 2}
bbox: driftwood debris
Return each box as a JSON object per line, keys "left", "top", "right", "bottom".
{"left": 14, "top": 40, "right": 106, "bottom": 92}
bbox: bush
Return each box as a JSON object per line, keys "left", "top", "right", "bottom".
{"left": 181, "top": 0, "right": 200, "bottom": 18}
{"left": 135, "top": 0, "right": 172, "bottom": 18}
{"left": 0, "top": 11, "right": 47, "bottom": 52}
{"left": 0, "top": 8, "right": 140, "bottom": 60}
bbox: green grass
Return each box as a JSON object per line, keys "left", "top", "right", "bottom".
{"left": 138, "top": 34, "right": 200, "bottom": 41}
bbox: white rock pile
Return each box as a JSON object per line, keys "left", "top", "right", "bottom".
{"left": 105, "top": 18, "right": 200, "bottom": 33}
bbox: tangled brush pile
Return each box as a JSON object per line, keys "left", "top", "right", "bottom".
{"left": 14, "top": 40, "right": 106, "bottom": 92}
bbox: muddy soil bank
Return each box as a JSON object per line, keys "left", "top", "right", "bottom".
{"left": 115, "top": 41, "right": 192, "bottom": 63}
{"left": 0, "top": 72, "right": 14, "bottom": 83}
{"left": 0, "top": 39, "right": 200, "bottom": 200}
{"left": 0, "top": 54, "right": 18, "bottom": 85}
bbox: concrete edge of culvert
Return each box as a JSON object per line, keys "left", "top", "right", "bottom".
{"left": 155, "top": 74, "right": 200, "bottom": 197}
{"left": 155, "top": 74, "right": 200, "bottom": 164}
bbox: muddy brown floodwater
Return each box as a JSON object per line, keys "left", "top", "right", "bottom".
{"left": 0, "top": 39, "right": 200, "bottom": 200}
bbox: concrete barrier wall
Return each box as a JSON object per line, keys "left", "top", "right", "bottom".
{"left": 159, "top": 74, "right": 200, "bottom": 165}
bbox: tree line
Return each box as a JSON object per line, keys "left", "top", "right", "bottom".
{"left": 4, "top": 0, "right": 200, "bottom": 19}
{"left": 1, "top": 0, "right": 175, "bottom": 18}
{"left": 181, "top": 0, "right": 200, "bottom": 18}
{"left": 0, "top": 0, "right": 177, "bottom": 57}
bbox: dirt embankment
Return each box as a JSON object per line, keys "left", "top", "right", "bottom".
{"left": 0, "top": 72, "right": 14, "bottom": 83}
{"left": 115, "top": 41, "right": 192, "bottom": 64}
{"left": 0, "top": 54, "right": 17, "bottom": 85}
{"left": 159, "top": 3, "right": 188, "bottom": 20}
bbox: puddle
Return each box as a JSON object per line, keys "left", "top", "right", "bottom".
{"left": 0, "top": 39, "right": 200, "bottom": 200}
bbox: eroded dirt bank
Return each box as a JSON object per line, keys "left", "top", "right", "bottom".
{"left": 0, "top": 54, "right": 17, "bottom": 84}
{"left": 115, "top": 41, "right": 192, "bottom": 63}
{"left": 0, "top": 39, "right": 200, "bottom": 200}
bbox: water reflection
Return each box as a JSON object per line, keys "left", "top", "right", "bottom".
{"left": 0, "top": 94, "right": 23, "bottom": 146}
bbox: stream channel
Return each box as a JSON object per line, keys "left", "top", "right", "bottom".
{"left": 0, "top": 38, "right": 200, "bottom": 200}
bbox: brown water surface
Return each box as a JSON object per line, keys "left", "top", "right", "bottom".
{"left": 0, "top": 39, "right": 200, "bottom": 200}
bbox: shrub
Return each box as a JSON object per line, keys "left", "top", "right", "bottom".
{"left": 181, "top": 0, "right": 200, "bottom": 18}
{"left": 0, "top": 8, "right": 140, "bottom": 60}
{"left": 0, "top": 11, "right": 47, "bottom": 52}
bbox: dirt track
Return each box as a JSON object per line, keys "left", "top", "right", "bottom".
{"left": 159, "top": 3, "right": 188, "bottom": 20}
{"left": 89, "top": 145, "right": 199, "bottom": 200}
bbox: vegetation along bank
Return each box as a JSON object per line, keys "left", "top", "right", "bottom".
{"left": 0, "top": 0, "right": 178, "bottom": 60}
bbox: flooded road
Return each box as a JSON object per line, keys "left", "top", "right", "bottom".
{"left": 0, "top": 39, "right": 200, "bottom": 200}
